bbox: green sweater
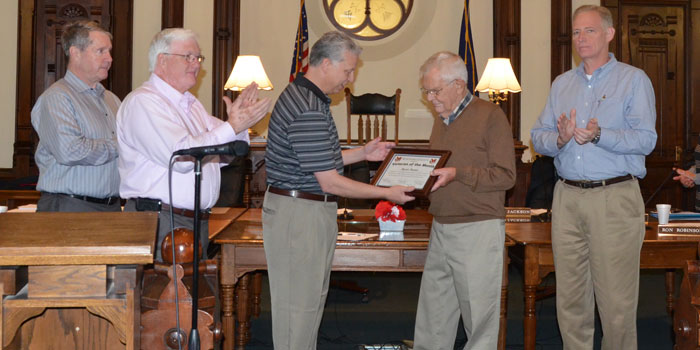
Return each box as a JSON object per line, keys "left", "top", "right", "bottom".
{"left": 428, "top": 97, "right": 516, "bottom": 224}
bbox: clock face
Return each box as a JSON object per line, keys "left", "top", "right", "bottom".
{"left": 324, "top": 0, "right": 413, "bottom": 41}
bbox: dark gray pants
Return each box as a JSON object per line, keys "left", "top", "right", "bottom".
{"left": 124, "top": 200, "right": 209, "bottom": 262}
{"left": 36, "top": 192, "right": 121, "bottom": 212}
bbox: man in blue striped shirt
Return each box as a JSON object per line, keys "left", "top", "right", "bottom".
{"left": 531, "top": 5, "right": 656, "bottom": 349}
{"left": 31, "top": 20, "right": 121, "bottom": 212}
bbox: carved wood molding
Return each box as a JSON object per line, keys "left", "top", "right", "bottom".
{"left": 551, "top": 0, "right": 572, "bottom": 81}
{"left": 493, "top": 0, "right": 521, "bottom": 140}
{"left": 161, "top": 0, "right": 184, "bottom": 29}
{"left": 212, "top": 0, "right": 240, "bottom": 120}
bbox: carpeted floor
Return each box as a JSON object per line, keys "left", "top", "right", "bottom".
{"left": 242, "top": 267, "right": 676, "bottom": 349}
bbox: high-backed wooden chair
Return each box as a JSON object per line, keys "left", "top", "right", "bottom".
{"left": 336, "top": 89, "right": 401, "bottom": 299}
{"left": 344, "top": 88, "right": 401, "bottom": 145}
{"left": 341, "top": 88, "right": 402, "bottom": 209}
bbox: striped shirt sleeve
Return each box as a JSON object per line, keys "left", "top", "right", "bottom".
{"left": 33, "top": 89, "right": 119, "bottom": 166}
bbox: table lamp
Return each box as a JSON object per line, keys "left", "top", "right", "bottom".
{"left": 224, "top": 55, "right": 274, "bottom": 91}
{"left": 475, "top": 58, "right": 521, "bottom": 105}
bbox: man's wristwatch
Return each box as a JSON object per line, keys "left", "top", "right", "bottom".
{"left": 591, "top": 127, "right": 601, "bottom": 144}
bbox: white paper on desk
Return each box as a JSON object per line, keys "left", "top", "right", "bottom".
{"left": 337, "top": 232, "right": 377, "bottom": 241}
{"left": 8, "top": 204, "right": 37, "bottom": 213}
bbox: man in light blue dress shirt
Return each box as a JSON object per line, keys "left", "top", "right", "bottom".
{"left": 531, "top": 5, "right": 656, "bottom": 350}
{"left": 31, "top": 20, "right": 121, "bottom": 212}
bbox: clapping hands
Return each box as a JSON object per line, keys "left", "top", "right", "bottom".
{"left": 557, "top": 109, "right": 600, "bottom": 147}
{"left": 223, "top": 83, "right": 272, "bottom": 134}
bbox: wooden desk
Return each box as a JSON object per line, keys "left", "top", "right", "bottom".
{"left": 506, "top": 222, "right": 699, "bottom": 350}
{"left": 0, "top": 212, "right": 157, "bottom": 350}
{"left": 0, "top": 191, "right": 40, "bottom": 210}
{"left": 214, "top": 208, "right": 513, "bottom": 350}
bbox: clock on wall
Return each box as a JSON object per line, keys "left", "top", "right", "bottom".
{"left": 324, "top": 0, "right": 413, "bottom": 41}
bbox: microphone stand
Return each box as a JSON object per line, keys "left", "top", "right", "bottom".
{"left": 188, "top": 158, "right": 202, "bottom": 350}
{"left": 175, "top": 142, "right": 249, "bottom": 349}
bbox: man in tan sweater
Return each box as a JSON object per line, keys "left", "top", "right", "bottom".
{"left": 413, "top": 51, "right": 516, "bottom": 349}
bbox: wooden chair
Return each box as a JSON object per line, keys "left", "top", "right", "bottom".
{"left": 141, "top": 228, "right": 221, "bottom": 349}
{"left": 674, "top": 260, "right": 700, "bottom": 349}
{"left": 342, "top": 88, "right": 402, "bottom": 209}
{"left": 344, "top": 88, "right": 401, "bottom": 145}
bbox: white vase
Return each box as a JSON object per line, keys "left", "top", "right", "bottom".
{"left": 378, "top": 219, "right": 405, "bottom": 232}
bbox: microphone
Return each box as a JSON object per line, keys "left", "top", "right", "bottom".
{"left": 173, "top": 141, "right": 249, "bottom": 158}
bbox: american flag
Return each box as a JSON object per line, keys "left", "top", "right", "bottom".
{"left": 289, "top": 0, "right": 309, "bottom": 82}
{"left": 458, "top": 0, "right": 478, "bottom": 95}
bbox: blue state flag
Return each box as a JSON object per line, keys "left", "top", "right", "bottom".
{"left": 458, "top": 0, "right": 478, "bottom": 95}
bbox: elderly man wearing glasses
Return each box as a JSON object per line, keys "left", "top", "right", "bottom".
{"left": 412, "top": 51, "right": 515, "bottom": 350}
{"left": 116, "top": 28, "right": 271, "bottom": 261}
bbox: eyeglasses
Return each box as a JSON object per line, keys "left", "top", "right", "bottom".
{"left": 163, "top": 52, "right": 205, "bottom": 63}
{"left": 421, "top": 79, "right": 456, "bottom": 97}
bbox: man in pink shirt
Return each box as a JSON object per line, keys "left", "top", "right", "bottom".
{"left": 117, "top": 28, "right": 270, "bottom": 260}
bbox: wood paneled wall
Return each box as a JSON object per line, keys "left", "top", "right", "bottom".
{"left": 161, "top": 0, "right": 184, "bottom": 29}
{"left": 493, "top": 0, "right": 521, "bottom": 141}
{"left": 551, "top": 0, "right": 572, "bottom": 81}
{"left": 212, "top": 0, "right": 241, "bottom": 120}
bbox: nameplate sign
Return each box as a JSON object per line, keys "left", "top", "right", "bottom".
{"left": 658, "top": 223, "right": 700, "bottom": 239}
{"left": 506, "top": 207, "right": 531, "bottom": 216}
{"left": 506, "top": 216, "right": 531, "bottom": 223}
{"left": 505, "top": 207, "right": 531, "bottom": 223}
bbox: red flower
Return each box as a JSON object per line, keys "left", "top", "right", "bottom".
{"left": 374, "top": 200, "right": 407, "bottom": 222}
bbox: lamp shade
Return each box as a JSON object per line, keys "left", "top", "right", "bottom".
{"left": 475, "top": 58, "right": 521, "bottom": 93}
{"left": 224, "top": 55, "right": 274, "bottom": 91}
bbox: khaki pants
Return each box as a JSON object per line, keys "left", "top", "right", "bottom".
{"left": 552, "top": 179, "right": 644, "bottom": 350}
{"left": 414, "top": 219, "right": 504, "bottom": 350}
{"left": 262, "top": 191, "right": 338, "bottom": 350}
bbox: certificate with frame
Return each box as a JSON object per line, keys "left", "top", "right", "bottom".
{"left": 371, "top": 148, "right": 451, "bottom": 197}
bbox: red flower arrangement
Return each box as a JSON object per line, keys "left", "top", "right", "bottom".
{"left": 374, "top": 200, "right": 407, "bottom": 222}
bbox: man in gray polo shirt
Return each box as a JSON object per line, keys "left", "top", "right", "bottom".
{"left": 263, "top": 31, "right": 415, "bottom": 349}
{"left": 31, "top": 20, "right": 121, "bottom": 212}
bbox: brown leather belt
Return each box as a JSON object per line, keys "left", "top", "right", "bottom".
{"left": 560, "top": 174, "right": 635, "bottom": 189}
{"left": 132, "top": 198, "right": 209, "bottom": 219}
{"left": 268, "top": 186, "right": 337, "bottom": 202}
{"left": 161, "top": 203, "right": 210, "bottom": 219}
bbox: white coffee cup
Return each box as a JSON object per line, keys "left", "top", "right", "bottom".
{"left": 656, "top": 204, "right": 671, "bottom": 225}
{"left": 0, "top": 206, "right": 7, "bottom": 213}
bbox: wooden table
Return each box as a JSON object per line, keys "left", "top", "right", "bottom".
{"left": 506, "top": 222, "right": 700, "bottom": 350}
{"left": 0, "top": 212, "right": 157, "bottom": 350}
{"left": 214, "top": 208, "right": 513, "bottom": 350}
{"left": 0, "top": 190, "right": 40, "bottom": 210}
